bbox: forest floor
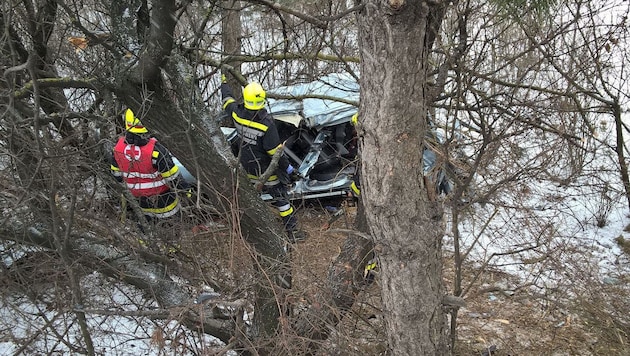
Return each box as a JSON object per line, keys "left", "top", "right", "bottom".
{"left": 286, "top": 200, "right": 628, "bottom": 356}
{"left": 5, "top": 197, "right": 627, "bottom": 355}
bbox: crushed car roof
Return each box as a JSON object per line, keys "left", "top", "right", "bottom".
{"left": 267, "top": 73, "right": 359, "bottom": 129}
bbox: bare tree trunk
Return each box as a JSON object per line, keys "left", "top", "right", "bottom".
{"left": 219, "top": 6, "right": 290, "bottom": 336}
{"left": 613, "top": 103, "right": 630, "bottom": 209}
{"left": 357, "top": 1, "right": 449, "bottom": 354}
{"left": 221, "top": 0, "right": 243, "bottom": 102}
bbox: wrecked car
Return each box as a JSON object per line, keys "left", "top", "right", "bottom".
{"left": 218, "top": 73, "right": 451, "bottom": 201}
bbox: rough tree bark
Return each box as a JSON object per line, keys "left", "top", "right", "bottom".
{"left": 357, "top": 1, "right": 450, "bottom": 354}
{"left": 612, "top": 103, "right": 630, "bottom": 210}
{"left": 221, "top": 0, "right": 244, "bottom": 108}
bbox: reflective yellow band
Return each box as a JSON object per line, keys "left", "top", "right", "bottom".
{"left": 161, "top": 165, "right": 180, "bottom": 179}
{"left": 279, "top": 205, "right": 293, "bottom": 217}
{"left": 233, "top": 113, "right": 268, "bottom": 132}
{"left": 365, "top": 261, "right": 377, "bottom": 271}
{"left": 222, "top": 98, "right": 235, "bottom": 110}
{"left": 142, "top": 197, "right": 180, "bottom": 218}
{"left": 267, "top": 144, "right": 282, "bottom": 155}
{"left": 351, "top": 181, "right": 361, "bottom": 196}
{"left": 247, "top": 174, "right": 278, "bottom": 182}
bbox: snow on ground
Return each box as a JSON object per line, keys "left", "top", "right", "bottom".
{"left": 4, "top": 137, "right": 630, "bottom": 354}
{"left": 0, "top": 270, "right": 231, "bottom": 355}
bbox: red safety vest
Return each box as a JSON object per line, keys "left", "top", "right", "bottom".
{"left": 113, "top": 137, "right": 170, "bottom": 197}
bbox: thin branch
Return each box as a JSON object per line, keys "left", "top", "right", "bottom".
{"left": 13, "top": 77, "right": 98, "bottom": 99}
{"left": 255, "top": 145, "right": 284, "bottom": 191}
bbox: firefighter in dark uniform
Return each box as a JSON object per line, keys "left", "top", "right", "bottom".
{"left": 110, "top": 109, "right": 190, "bottom": 223}
{"left": 347, "top": 112, "right": 377, "bottom": 283}
{"left": 220, "top": 78, "right": 304, "bottom": 243}
{"left": 349, "top": 112, "right": 361, "bottom": 197}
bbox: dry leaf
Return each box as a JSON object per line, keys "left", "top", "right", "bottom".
{"left": 68, "top": 36, "right": 88, "bottom": 52}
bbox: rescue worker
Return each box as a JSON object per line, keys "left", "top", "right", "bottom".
{"left": 110, "top": 108, "right": 190, "bottom": 224}
{"left": 220, "top": 77, "right": 305, "bottom": 243}
{"left": 348, "top": 112, "right": 377, "bottom": 284}
{"left": 349, "top": 112, "right": 361, "bottom": 197}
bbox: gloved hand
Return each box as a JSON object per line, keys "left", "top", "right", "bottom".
{"left": 221, "top": 74, "right": 227, "bottom": 83}
{"left": 286, "top": 164, "right": 295, "bottom": 175}
{"left": 186, "top": 189, "right": 193, "bottom": 198}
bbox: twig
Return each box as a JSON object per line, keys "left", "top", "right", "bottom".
{"left": 255, "top": 144, "right": 284, "bottom": 191}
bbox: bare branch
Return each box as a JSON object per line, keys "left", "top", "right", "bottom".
{"left": 245, "top": 0, "right": 362, "bottom": 29}
{"left": 1, "top": 224, "right": 237, "bottom": 343}
{"left": 13, "top": 77, "right": 98, "bottom": 99}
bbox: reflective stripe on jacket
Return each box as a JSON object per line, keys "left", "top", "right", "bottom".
{"left": 113, "top": 137, "right": 170, "bottom": 197}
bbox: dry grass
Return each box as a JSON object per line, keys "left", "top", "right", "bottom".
{"left": 289, "top": 204, "right": 630, "bottom": 355}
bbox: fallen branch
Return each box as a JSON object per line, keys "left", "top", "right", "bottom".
{"left": 255, "top": 144, "right": 285, "bottom": 192}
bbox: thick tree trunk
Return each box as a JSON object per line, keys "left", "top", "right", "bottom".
{"left": 221, "top": 0, "right": 244, "bottom": 104}
{"left": 613, "top": 103, "right": 630, "bottom": 210}
{"left": 357, "top": 1, "right": 448, "bottom": 354}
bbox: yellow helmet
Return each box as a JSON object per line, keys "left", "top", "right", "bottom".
{"left": 124, "top": 109, "right": 148, "bottom": 134}
{"left": 242, "top": 82, "right": 266, "bottom": 110}
{"left": 351, "top": 113, "right": 358, "bottom": 126}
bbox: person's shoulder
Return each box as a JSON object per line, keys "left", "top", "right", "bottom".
{"left": 154, "top": 140, "right": 175, "bottom": 154}
{"left": 224, "top": 100, "right": 241, "bottom": 114}
{"left": 149, "top": 137, "right": 164, "bottom": 149}
{"left": 152, "top": 138, "right": 166, "bottom": 148}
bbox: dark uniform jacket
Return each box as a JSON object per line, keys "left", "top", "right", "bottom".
{"left": 221, "top": 83, "right": 290, "bottom": 181}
